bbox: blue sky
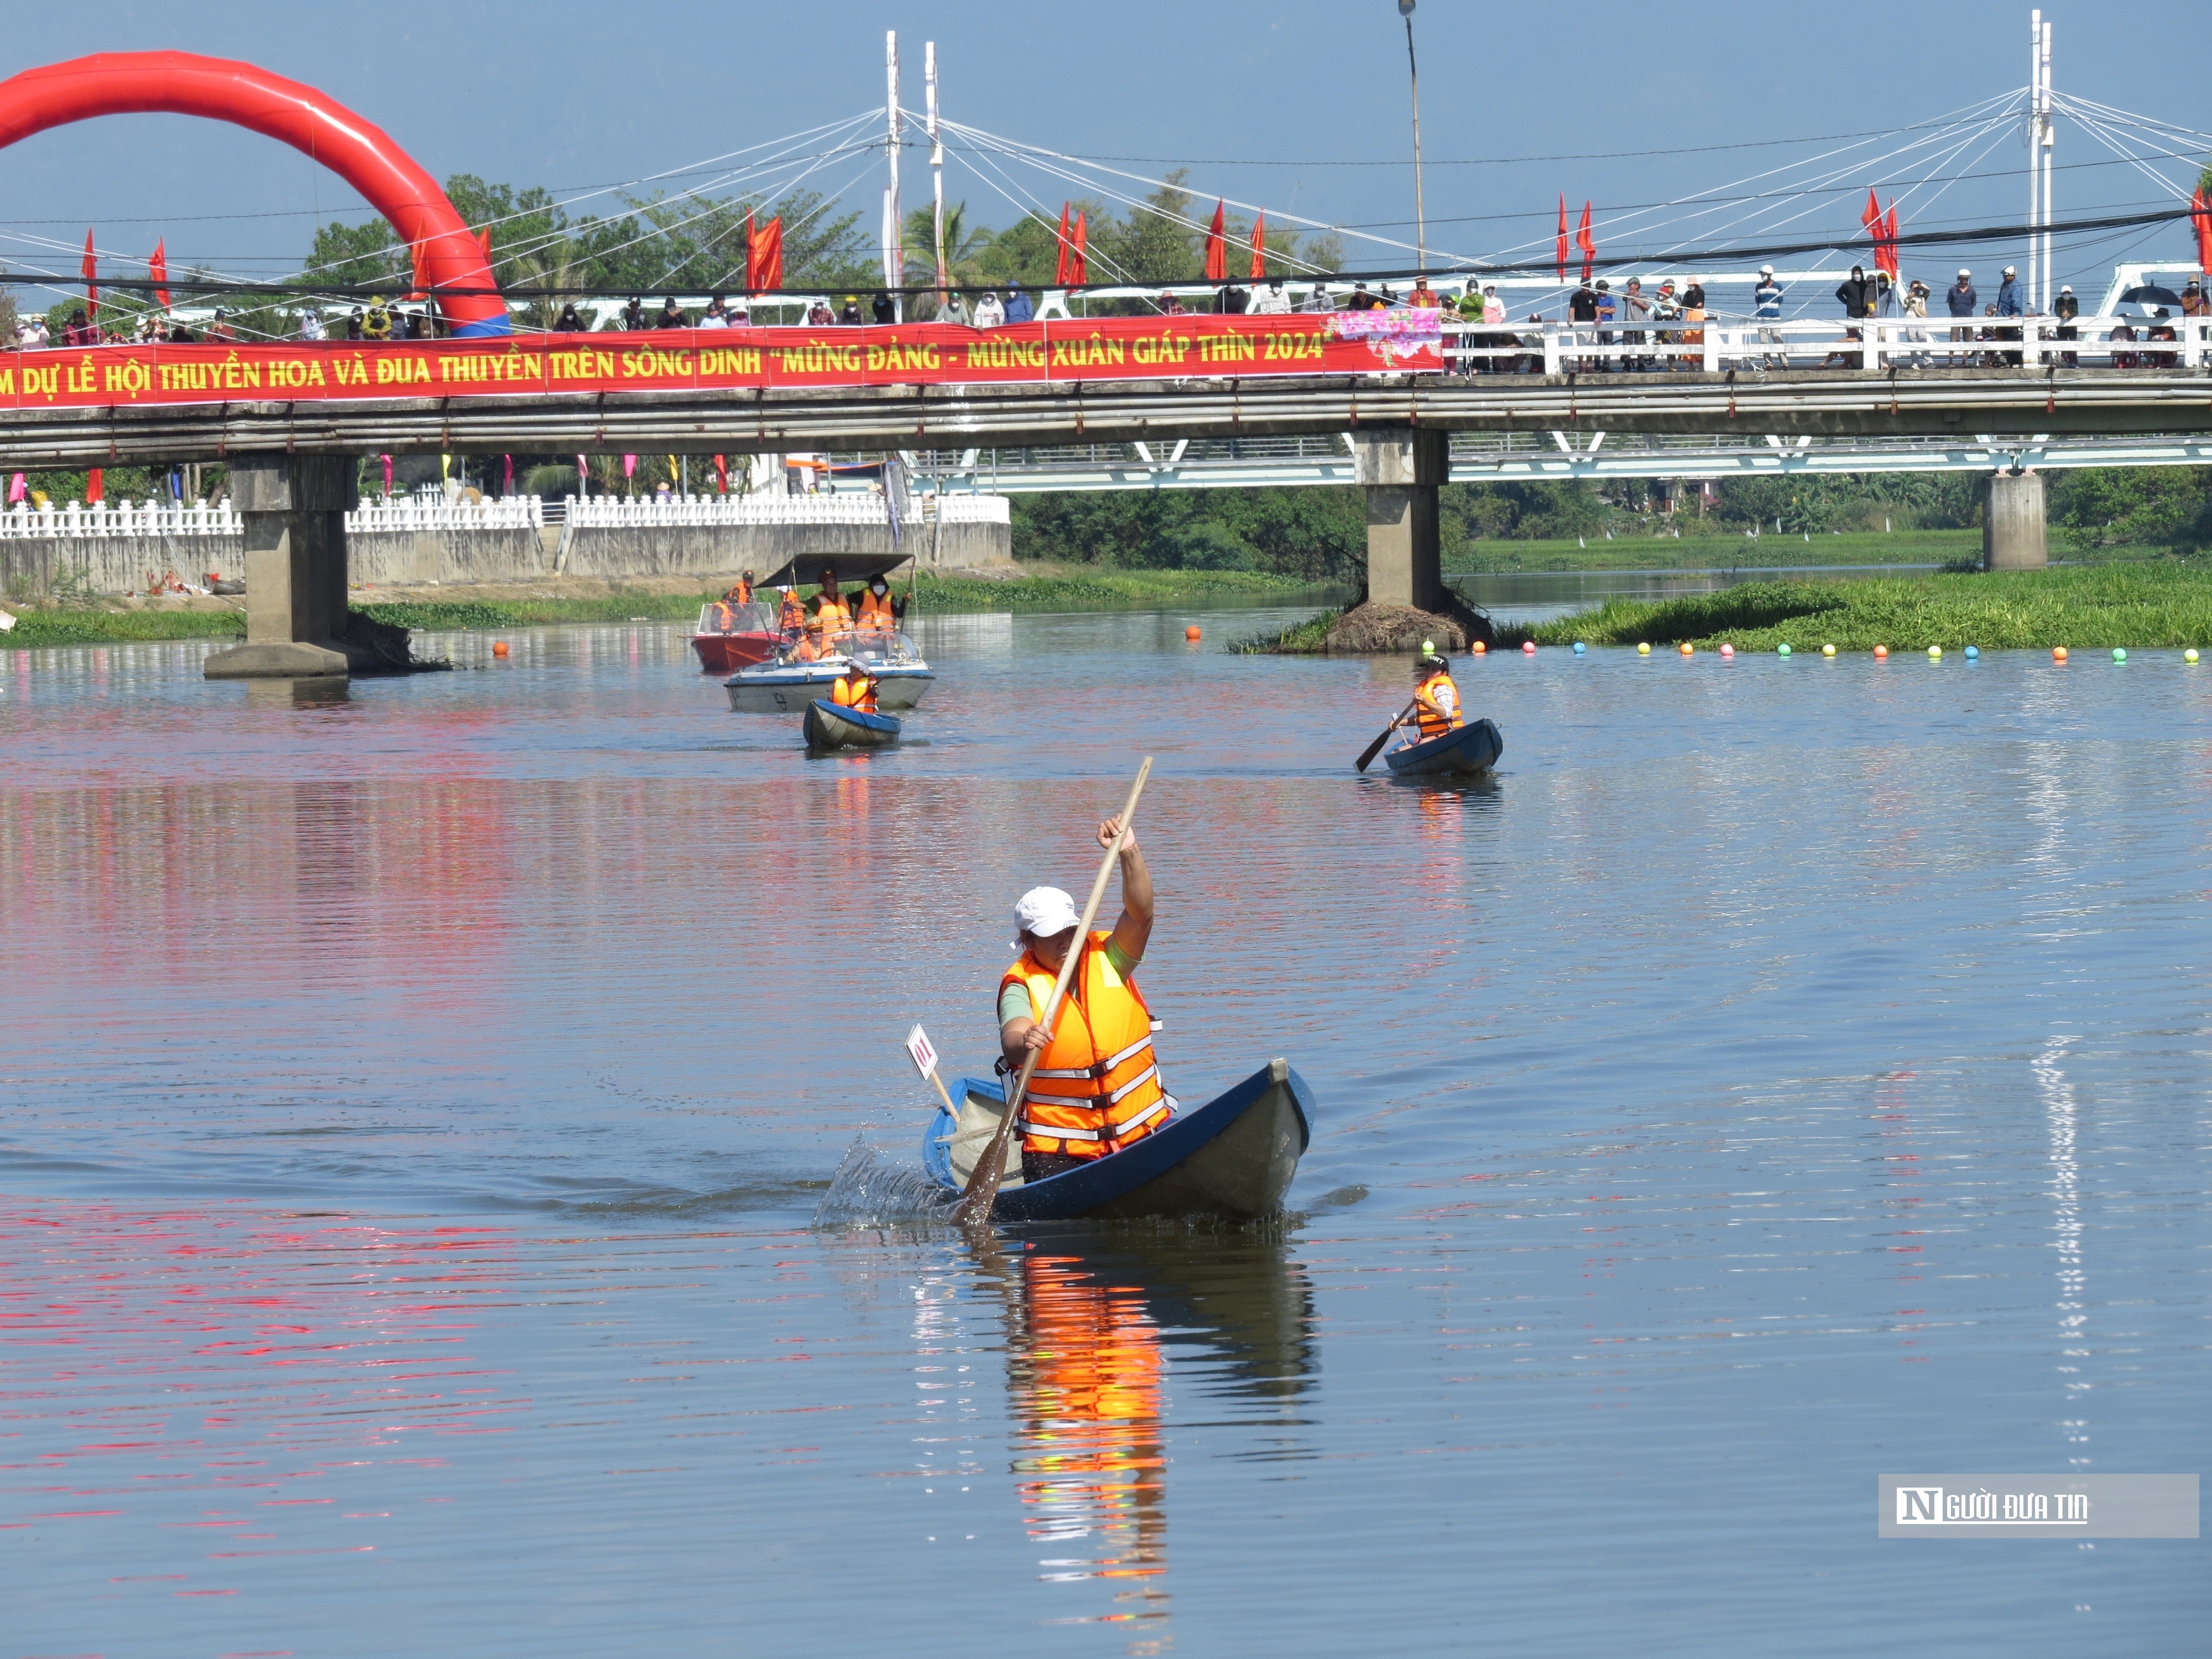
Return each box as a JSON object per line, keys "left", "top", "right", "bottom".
{"left": 2, "top": 1, "right": 2205, "bottom": 295}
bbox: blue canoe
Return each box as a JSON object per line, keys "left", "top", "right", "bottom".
{"left": 1383, "top": 716, "right": 1504, "bottom": 779}
{"left": 803, "top": 698, "right": 901, "bottom": 749}
{"left": 923, "top": 1059, "right": 1314, "bottom": 1223}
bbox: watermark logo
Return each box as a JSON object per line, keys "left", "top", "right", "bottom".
{"left": 1880, "top": 1475, "right": 2197, "bottom": 1538}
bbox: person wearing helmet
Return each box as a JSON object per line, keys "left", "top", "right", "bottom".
{"left": 1754, "top": 264, "right": 1786, "bottom": 367}
{"left": 838, "top": 295, "right": 864, "bottom": 326}
{"left": 1399, "top": 643, "right": 1465, "bottom": 747}
{"left": 998, "top": 816, "right": 1168, "bottom": 1182}
{"left": 2054, "top": 284, "right": 2080, "bottom": 367}
{"left": 1996, "top": 265, "right": 2023, "bottom": 364}
{"left": 1946, "top": 269, "right": 1977, "bottom": 364}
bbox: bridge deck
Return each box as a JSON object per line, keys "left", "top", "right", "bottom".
{"left": 2, "top": 368, "right": 2208, "bottom": 465}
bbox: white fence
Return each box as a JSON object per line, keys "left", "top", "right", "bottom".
{"left": 1439, "top": 314, "right": 2211, "bottom": 374}
{"left": 0, "top": 500, "right": 241, "bottom": 538}
{"left": 346, "top": 495, "right": 543, "bottom": 533}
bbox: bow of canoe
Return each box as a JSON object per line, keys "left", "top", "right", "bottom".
{"left": 804, "top": 699, "right": 902, "bottom": 750}
{"left": 1382, "top": 716, "right": 1503, "bottom": 779}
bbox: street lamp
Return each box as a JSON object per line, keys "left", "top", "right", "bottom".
{"left": 1399, "top": 0, "right": 1426, "bottom": 277}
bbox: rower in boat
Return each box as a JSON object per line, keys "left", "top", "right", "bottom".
{"left": 998, "top": 817, "right": 1175, "bottom": 1184}
{"left": 831, "top": 659, "right": 879, "bottom": 713}
{"left": 1399, "top": 647, "right": 1463, "bottom": 747}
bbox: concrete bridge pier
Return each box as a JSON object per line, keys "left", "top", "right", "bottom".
{"left": 202, "top": 455, "right": 357, "bottom": 679}
{"left": 1982, "top": 469, "right": 2048, "bottom": 571}
{"left": 1353, "top": 426, "right": 1449, "bottom": 611}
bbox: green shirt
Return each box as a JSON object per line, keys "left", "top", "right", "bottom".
{"left": 998, "top": 937, "right": 1140, "bottom": 1026}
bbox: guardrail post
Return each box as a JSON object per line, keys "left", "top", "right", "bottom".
{"left": 1353, "top": 426, "right": 1449, "bottom": 612}
{"left": 202, "top": 454, "right": 357, "bottom": 680}
{"left": 1543, "top": 327, "right": 1562, "bottom": 377}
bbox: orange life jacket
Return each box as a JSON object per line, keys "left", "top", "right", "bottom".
{"left": 815, "top": 594, "right": 852, "bottom": 634}
{"left": 1412, "top": 670, "right": 1464, "bottom": 742}
{"left": 708, "top": 601, "right": 735, "bottom": 633}
{"left": 1001, "top": 932, "right": 1173, "bottom": 1162}
{"left": 831, "top": 671, "right": 877, "bottom": 713}
{"left": 778, "top": 592, "right": 806, "bottom": 632}
{"left": 857, "top": 588, "right": 895, "bottom": 630}
{"left": 729, "top": 579, "right": 753, "bottom": 606}
{"left": 791, "top": 632, "right": 823, "bottom": 662}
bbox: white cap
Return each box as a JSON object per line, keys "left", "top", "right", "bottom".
{"left": 2060, "top": 284, "right": 2072, "bottom": 293}
{"left": 1013, "top": 885, "right": 1081, "bottom": 942}
{"left": 1760, "top": 264, "right": 1773, "bottom": 275}
{"left": 2003, "top": 265, "right": 2016, "bottom": 276}
{"left": 1958, "top": 268, "right": 1971, "bottom": 277}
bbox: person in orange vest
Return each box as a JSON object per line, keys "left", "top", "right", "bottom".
{"left": 1399, "top": 646, "right": 1464, "bottom": 745}
{"left": 855, "top": 575, "right": 897, "bottom": 635}
{"left": 830, "top": 661, "right": 878, "bottom": 713}
{"left": 724, "top": 571, "right": 754, "bottom": 607}
{"left": 998, "top": 816, "right": 1172, "bottom": 1183}
{"left": 813, "top": 570, "right": 853, "bottom": 641}
{"left": 789, "top": 624, "right": 827, "bottom": 663}
{"left": 777, "top": 585, "right": 806, "bottom": 639}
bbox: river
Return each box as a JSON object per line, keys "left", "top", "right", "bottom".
{"left": 3, "top": 609, "right": 2205, "bottom": 1655}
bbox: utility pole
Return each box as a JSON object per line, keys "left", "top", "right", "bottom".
{"left": 2028, "top": 10, "right": 2054, "bottom": 311}
{"left": 1400, "top": 0, "right": 1426, "bottom": 276}
{"left": 2038, "top": 14, "right": 2054, "bottom": 312}
{"left": 927, "top": 41, "right": 946, "bottom": 312}
{"left": 885, "top": 32, "right": 903, "bottom": 322}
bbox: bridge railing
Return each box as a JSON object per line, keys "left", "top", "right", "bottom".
{"left": 346, "top": 496, "right": 544, "bottom": 533}
{"left": 1438, "top": 315, "right": 2210, "bottom": 374}
{"left": 562, "top": 492, "right": 1011, "bottom": 529}
{"left": 0, "top": 499, "right": 245, "bottom": 538}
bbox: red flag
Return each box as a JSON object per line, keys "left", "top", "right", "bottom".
{"left": 1877, "top": 202, "right": 1900, "bottom": 279}
{"left": 2195, "top": 186, "right": 2212, "bottom": 274}
{"left": 1204, "top": 199, "right": 1227, "bottom": 283}
{"left": 82, "top": 228, "right": 98, "bottom": 319}
{"left": 406, "top": 239, "right": 427, "bottom": 302}
{"left": 87, "top": 468, "right": 104, "bottom": 504}
{"left": 1556, "top": 196, "right": 1569, "bottom": 283}
{"left": 1071, "top": 212, "right": 1087, "bottom": 285}
{"left": 149, "top": 239, "right": 171, "bottom": 310}
{"left": 754, "top": 217, "right": 784, "bottom": 293}
{"left": 713, "top": 455, "right": 729, "bottom": 495}
{"left": 1576, "top": 201, "right": 1595, "bottom": 284}
{"left": 1054, "top": 202, "right": 1072, "bottom": 286}
{"left": 476, "top": 227, "right": 493, "bottom": 262}
{"left": 1250, "top": 212, "right": 1267, "bottom": 282}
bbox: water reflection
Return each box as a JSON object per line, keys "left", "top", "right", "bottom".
{"left": 973, "top": 1228, "right": 1315, "bottom": 1641}
{"left": 242, "top": 675, "right": 352, "bottom": 707}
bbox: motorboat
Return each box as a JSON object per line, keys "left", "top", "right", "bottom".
{"left": 690, "top": 598, "right": 781, "bottom": 674}
{"left": 726, "top": 630, "right": 934, "bottom": 713}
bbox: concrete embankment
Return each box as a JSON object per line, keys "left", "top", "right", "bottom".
{"left": 0, "top": 496, "right": 1013, "bottom": 601}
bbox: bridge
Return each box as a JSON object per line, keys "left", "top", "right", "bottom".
{"left": 4, "top": 48, "right": 2208, "bottom": 677}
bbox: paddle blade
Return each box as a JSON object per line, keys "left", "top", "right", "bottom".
{"left": 1355, "top": 701, "right": 1417, "bottom": 773}
{"left": 952, "top": 1133, "right": 1008, "bottom": 1228}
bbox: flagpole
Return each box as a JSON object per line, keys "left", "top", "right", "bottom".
{"left": 1400, "top": 1, "right": 1426, "bottom": 277}
{"left": 926, "top": 41, "right": 946, "bottom": 314}
{"left": 885, "top": 31, "right": 902, "bottom": 322}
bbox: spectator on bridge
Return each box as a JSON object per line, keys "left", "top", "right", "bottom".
{"left": 1650, "top": 280, "right": 1681, "bottom": 367}
{"left": 2182, "top": 279, "right": 2205, "bottom": 317}
{"left": 972, "top": 290, "right": 1006, "bottom": 327}
{"left": 1568, "top": 278, "right": 1599, "bottom": 368}
{"left": 622, "top": 298, "right": 646, "bottom": 330}
{"left": 657, "top": 298, "right": 686, "bottom": 328}
{"left": 2109, "top": 317, "right": 2137, "bottom": 369}
{"left": 807, "top": 298, "right": 836, "bottom": 325}
{"left": 1346, "top": 281, "right": 1381, "bottom": 311}
{"left": 1902, "top": 279, "right": 1932, "bottom": 365}
{"left": 1593, "top": 280, "right": 1615, "bottom": 367}
{"left": 701, "top": 295, "right": 731, "bottom": 328}
{"left": 346, "top": 307, "right": 365, "bottom": 341}
{"left": 1680, "top": 279, "right": 1707, "bottom": 367}
{"left": 2148, "top": 310, "right": 2179, "bottom": 369}
{"left": 1754, "top": 264, "right": 1785, "bottom": 366}
{"left": 837, "top": 295, "right": 865, "bottom": 326}
{"left": 1995, "top": 266, "right": 2023, "bottom": 364}
{"left": 299, "top": 309, "right": 325, "bottom": 342}
{"left": 405, "top": 307, "right": 432, "bottom": 340}
{"left": 1945, "top": 270, "right": 1977, "bottom": 364}
{"left": 361, "top": 299, "right": 393, "bottom": 341}
{"left": 1249, "top": 279, "right": 1291, "bottom": 315}
{"left": 62, "top": 307, "right": 95, "bottom": 347}
{"left": 1618, "top": 278, "right": 1650, "bottom": 371}
{"left": 1220, "top": 282, "right": 1249, "bottom": 314}
{"left": 555, "top": 301, "right": 586, "bottom": 332}
{"left": 1156, "top": 291, "right": 1187, "bottom": 317}
{"left": 211, "top": 310, "right": 236, "bottom": 342}
{"left": 1409, "top": 279, "right": 1440, "bottom": 310}
{"left": 2053, "top": 284, "right": 2079, "bottom": 366}
{"left": 872, "top": 291, "right": 898, "bottom": 324}
{"left": 1828, "top": 265, "right": 1870, "bottom": 363}
{"left": 1873, "top": 272, "right": 1897, "bottom": 316}
{"left": 1004, "top": 282, "right": 1035, "bottom": 324}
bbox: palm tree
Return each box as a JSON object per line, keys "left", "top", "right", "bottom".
{"left": 902, "top": 201, "right": 994, "bottom": 317}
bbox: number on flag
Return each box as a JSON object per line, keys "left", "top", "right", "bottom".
{"left": 905, "top": 1024, "right": 938, "bottom": 1080}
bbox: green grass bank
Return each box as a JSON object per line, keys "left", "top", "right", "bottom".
{"left": 1445, "top": 529, "right": 2175, "bottom": 575}
{"left": 1493, "top": 563, "right": 2212, "bottom": 653}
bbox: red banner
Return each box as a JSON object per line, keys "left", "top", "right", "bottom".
{"left": 0, "top": 315, "right": 1442, "bottom": 413}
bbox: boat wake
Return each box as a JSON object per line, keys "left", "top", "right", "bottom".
{"left": 813, "top": 1138, "right": 956, "bottom": 1230}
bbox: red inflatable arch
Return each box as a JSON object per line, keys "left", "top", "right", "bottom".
{"left": 0, "top": 51, "right": 510, "bottom": 336}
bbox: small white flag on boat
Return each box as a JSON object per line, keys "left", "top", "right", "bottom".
{"left": 904, "top": 1023, "right": 939, "bottom": 1081}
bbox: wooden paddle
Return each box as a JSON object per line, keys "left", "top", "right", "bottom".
{"left": 953, "top": 757, "right": 1154, "bottom": 1230}
{"left": 1355, "top": 700, "right": 1420, "bottom": 773}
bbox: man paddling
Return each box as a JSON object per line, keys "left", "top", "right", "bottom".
{"left": 999, "top": 818, "right": 1174, "bottom": 1182}
{"left": 1398, "top": 646, "right": 1464, "bottom": 747}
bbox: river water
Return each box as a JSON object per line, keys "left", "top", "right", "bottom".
{"left": 4, "top": 611, "right": 2206, "bottom": 1655}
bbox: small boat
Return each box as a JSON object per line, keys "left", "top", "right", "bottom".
{"left": 1383, "top": 717, "right": 1504, "bottom": 779}
{"left": 804, "top": 698, "right": 901, "bottom": 750}
{"left": 726, "top": 631, "right": 935, "bottom": 713}
{"left": 690, "top": 598, "right": 781, "bottom": 674}
{"left": 922, "top": 1058, "right": 1313, "bottom": 1223}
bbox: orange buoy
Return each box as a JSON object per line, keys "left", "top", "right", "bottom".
{"left": 492, "top": 640, "right": 510, "bottom": 658}
{"left": 2053, "top": 645, "right": 2068, "bottom": 662}
{"left": 1185, "top": 624, "right": 1202, "bottom": 641}
{"left": 1874, "top": 644, "right": 1888, "bottom": 660}
{"left": 1679, "top": 641, "right": 1694, "bottom": 656}
{"left": 1473, "top": 640, "right": 1488, "bottom": 654}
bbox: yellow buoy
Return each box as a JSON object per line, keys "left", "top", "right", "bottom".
{"left": 1822, "top": 643, "right": 1837, "bottom": 658}
{"left": 2188, "top": 649, "right": 2201, "bottom": 665}
{"left": 1928, "top": 645, "right": 1942, "bottom": 660}
{"left": 1637, "top": 642, "right": 1651, "bottom": 655}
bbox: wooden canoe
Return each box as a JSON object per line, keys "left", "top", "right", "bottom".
{"left": 802, "top": 698, "right": 901, "bottom": 750}
{"left": 1383, "top": 716, "right": 1503, "bottom": 779}
{"left": 923, "top": 1059, "right": 1313, "bottom": 1222}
